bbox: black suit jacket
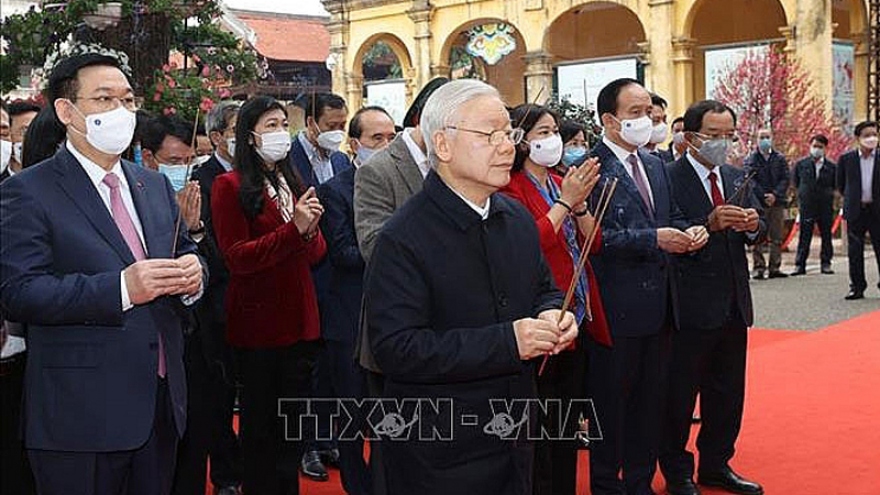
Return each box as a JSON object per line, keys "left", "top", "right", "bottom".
{"left": 836, "top": 149, "right": 880, "bottom": 223}
{"left": 744, "top": 150, "right": 790, "bottom": 207}
{"left": 0, "top": 147, "right": 203, "bottom": 451}
{"left": 666, "top": 158, "right": 765, "bottom": 331}
{"left": 365, "top": 171, "right": 561, "bottom": 494}
{"left": 589, "top": 141, "right": 690, "bottom": 338}
{"left": 317, "top": 166, "right": 364, "bottom": 343}
{"left": 793, "top": 156, "right": 836, "bottom": 218}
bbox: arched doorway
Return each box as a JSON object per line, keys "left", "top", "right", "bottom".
{"left": 544, "top": 2, "right": 647, "bottom": 111}
{"left": 440, "top": 20, "right": 527, "bottom": 105}
{"left": 686, "top": 0, "right": 789, "bottom": 101}
{"left": 353, "top": 34, "right": 413, "bottom": 125}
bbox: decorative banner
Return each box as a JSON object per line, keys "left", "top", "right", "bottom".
{"left": 832, "top": 42, "right": 854, "bottom": 132}
{"left": 465, "top": 23, "right": 516, "bottom": 65}
{"left": 365, "top": 79, "right": 406, "bottom": 125}
{"left": 556, "top": 58, "right": 638, "bottom": 110}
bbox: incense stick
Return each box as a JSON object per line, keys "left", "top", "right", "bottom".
{"left": 726, "top": 168, "right": 757, "bottom": 207}
{"left": 538, "top": 177, "right": 618, "bottom": 376}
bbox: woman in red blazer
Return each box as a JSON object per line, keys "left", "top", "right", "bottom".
{"left": 211, "top": 95, "right": 326, "bottom": 495}
{"left": 502, "top": 104, "right": 610, "bottom": 495}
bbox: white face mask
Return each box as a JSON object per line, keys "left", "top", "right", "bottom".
{"left": 69, "top": 103, "right": 136, "bottom": 155}
{"left": 649, "top": 122, "right": 668, "bottom": 144}
{"left": 354, "top": 140, "right": 382, "bottom": 167}
{"left": 316, "top": 129, "right": 346, "bottom": 152}
{"left": 860, "top": 135, "right": 879, "bottom": 150}
{"left": 195, "top": 155, "right": 211, "bottom": 166}
{"left": 12, "top": 141, "right": 23, "bottom": 165}
{"left": 672, "top": 131, "right": 686, "bottom": 146}
{"left": 226, "top": 138, "right": 236, "bottom": 159}
{"left": 253, "top": 130, "right": 291, "bottom": 163}
{"left": 613, "top": 115, "right": 654, "bottom": 148}
{"left": 528, "top": 134, "right": 563, "bottom": 168}
{"left": 0, "top": 140, "right": 11, "bottom": 172}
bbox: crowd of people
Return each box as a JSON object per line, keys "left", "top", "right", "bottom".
{"left": 0, "top": 47, "right": 879, "bottom": 495}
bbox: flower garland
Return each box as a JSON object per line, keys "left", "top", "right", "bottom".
{"left": 36, "top": 42, "right": 133, "bottom": 87}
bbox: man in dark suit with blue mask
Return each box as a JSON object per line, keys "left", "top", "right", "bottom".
{"left": 289, "top": 92, "right": 353, "bottom": 479}
{"left": 791, "top": 134, "right": 837, "bottom": 276}
{"left": 661, "top": 100, "right": 765, "bottom": 495}
{"left": 0, "top": 51, "right": 205, "bottom": 495}
{"left": 587, "top": 78, "right": 708, "bottom": 495}
{"left": 316, "top": 105, "right": 396, "bottom": 495}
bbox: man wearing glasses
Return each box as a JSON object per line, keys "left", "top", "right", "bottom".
{"left": 364, "top": 79, "right": 576, "bottom": 494}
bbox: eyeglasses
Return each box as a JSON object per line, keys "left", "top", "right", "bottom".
{"left": 446, "top": 126, "right": 524, "bottom": 146}
{"left": 696, "top": 131, "right": 738, "bottom": 142}
{"left": 74, "top": 95, "right": 138, "bottom": 112}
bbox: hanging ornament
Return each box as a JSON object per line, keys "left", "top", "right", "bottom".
{"left": 465, "top": 23, "right": 516, "bottom": 65}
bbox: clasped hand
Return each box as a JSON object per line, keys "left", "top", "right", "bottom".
{"left": 513, "top": 309, "right": 579, "bottom": 360}
{"left": 124, "top": 253, "right": 203, "bottom": 305}
{"left": 657, "top": 226, "right": 708, "bottom": 253}
{"left": 707, "top": 205, "right": 759, "bottom": 233}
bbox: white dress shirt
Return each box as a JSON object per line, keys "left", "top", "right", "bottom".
{"left": 603, "top": 136, "right": 655, "bottom": 207}
{"left": 298, "top": 131, "right": 334, "bottom": 184}
{"left": 859, "top": 150, "right": 875, "bottom": 203}
{"left": 215, "top": 151, "right": 233, "bottom": 172}
{"left": 687, "top": 151, "right": 725, "bottom": 203}
{"left": 402, "top": 128, "right": 430, "bottom": 178}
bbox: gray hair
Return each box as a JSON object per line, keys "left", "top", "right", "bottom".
{"left": 419, "top": 79, "right": 501, "bottom": 166}
{"left": 204, "top": 100, "right": 240, "bottom": 135}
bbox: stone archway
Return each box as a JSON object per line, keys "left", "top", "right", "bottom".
{"left": 350, "top": 33, "right": 415, "bottom": 116}
{"left": 543, "top": 2, "right": 647, "bottom": 110}
{"left": 438, "top": 19, "right": 527, "bottom": 105}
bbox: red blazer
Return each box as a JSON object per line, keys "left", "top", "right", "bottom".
{"left": 501, "top": 170, "right": 611, "bottom": 346}
{"left": 211, "top": 171, "right": 326, "bottom": 348}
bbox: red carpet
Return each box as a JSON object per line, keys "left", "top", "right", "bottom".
{"left": 212, "top": 310, "right": 880, "bottom": 494}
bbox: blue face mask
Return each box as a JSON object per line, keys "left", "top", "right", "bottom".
{"left": 758, "top": 138, "right": 772, "bottom": 152}
{"left": 158, "top": 164, "right": 188, "bottom": 192}
{"left": 562, "top": 146, "right": 587, "bottom": 167}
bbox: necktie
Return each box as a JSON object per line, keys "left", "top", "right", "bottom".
{"left": 103, "top": 172, "right": 165, "bottom": 378}
{"left": 627, "top": 154, "right": 654, "bottom": 215}
{"left": 708, "top": 171, "right": 724, "bottom": 207}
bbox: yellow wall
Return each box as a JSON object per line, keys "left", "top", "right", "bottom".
{"left": 324, "top": 0, "right": 869, "bottom": 124}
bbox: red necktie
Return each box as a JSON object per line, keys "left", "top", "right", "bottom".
{"left": 103, "top": 172, "right": 166, "bottom": 378}
{"left": 708, "top": 171, "right": 724, "bottom": 207}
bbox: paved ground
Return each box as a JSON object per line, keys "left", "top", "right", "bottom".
{"left": 748, "top": 238, "right": 880, "bottom": 330}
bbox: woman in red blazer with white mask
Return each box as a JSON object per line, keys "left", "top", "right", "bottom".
{"left": 211, "top": 95, "right": 326, "bottom": 495}
{"left": 501, "top": 105, "right": 610, "bottom": 495}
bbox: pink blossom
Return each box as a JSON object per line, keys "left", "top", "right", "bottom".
{"left": 152, "top": 92, "right": 161, "bottom": 102}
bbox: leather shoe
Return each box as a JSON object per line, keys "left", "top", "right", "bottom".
{"left": 666, "top": 478, "right": 701, "bottom": 495}
{"left": 821, "top": 266, "right": 834, "bottom": 274}
{"left": 752, "top": 271, "right": 765, "bottom": 280}
{"left": 767, "top": 271, "right": 788, "bottom": 279}
{"left": 845, "top": 289, "right": 865, "bottom": 300}
{"left": 790, "top": 267, "right": 806, "bottom": 276}
{"left": 699, "top": 466, "right": 763, "bottom": 495}
{"left": 320, "top": 447, "right": 341, "bottom": 468}
{"left": 301, "top": 450, "right": 329, "bottom": 481}
{"left": 214, "top": 487, "right": 240, "bottom": 495}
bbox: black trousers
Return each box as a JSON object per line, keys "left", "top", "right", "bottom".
{"left": 365, "top": 370, "right": 387, "bottom": 495}
{"left": 847, "top": 207, "right": 880, "bottom": 291}
{"left": 237, "top": 342, "right": 317, "bottom": 495}
{"left": 660, "top": 309, "right": 748, "bottom": 481}
{"left": 172, "top": 329, "right": 241, "bottom": 495}
{"left": 795, "top": 208, "right": 834, "bottom": 268}
{"left": 587, "top": 332, "right": 669, "bottom": 495}
{"left": 326, "top": 338, "right": 371, "bottom": 495}
{"left": 533, "top": 348, "right": 587, "bottom": 495}
{"left": 29, "top": 379, "right": 178, "bottom": 495}
{"left": 1, "top": 352, "right": 35, "bottom": 494}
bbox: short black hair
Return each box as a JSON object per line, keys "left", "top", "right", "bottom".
{"left": 298, "top": 92, "right": 347, "bottom": 122}
{"left": 596, "top": 78, "right": 641, "bottom": 118}
{"left": 46, "top": 53, "right": 125, "bottom": 104}
{"left": 348, "top": 106, "right": 392, "bottom": 139}
{"left": 21, "top": 106, "right": 65, "bottom": 168}
{"left": 650, "top": 93, "right": 668, "bottom": 109}
{"left": 560, "top": 119, "right": 585, "bottom": 145}
{"left": 671, "top": 116, "right": 685, "bottom": 127}
{"left": 403, "top": 77, "right": 449, "bottom": 128}
{"left": 141, "top": 116, "right": 194, "bottom": 154}
{"left": 810, "top": 134, "right": 829, "bottom": 146}
{"left": 683, "top": 100, "right": 738, "bottom": 133}
{"left": 854, "top": 120, "right": 877, "bottom": 137}
{"left": 7, "top": 100, "right": 42, "bottom": 119}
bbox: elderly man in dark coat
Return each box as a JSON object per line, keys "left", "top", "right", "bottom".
{"left": 364, "top": 79, "right": 578, "bottom": 495}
